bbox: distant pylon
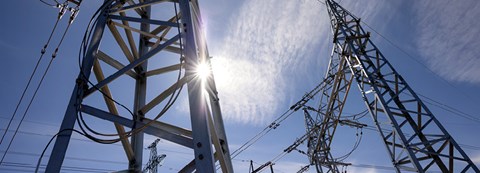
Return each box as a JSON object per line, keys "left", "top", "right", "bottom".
{"left": 143, "top": 139, "right": 166, "bottom": 173}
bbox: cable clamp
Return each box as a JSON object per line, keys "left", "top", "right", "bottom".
{"left": 68, "top": 6, "right": 80, "bottom": 24}
{"left": 57, "top": 1, "right": 68, "bottom": 20}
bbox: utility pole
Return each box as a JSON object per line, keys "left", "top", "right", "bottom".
{"left": 305, "top": 0, "right": 480, "bottom": 172}
{"left": 45, "top": 0, "right": 233, "bottom": 172}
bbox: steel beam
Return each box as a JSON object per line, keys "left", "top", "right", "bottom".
{"left": 84, "top": 34, "right": 179, "bottom": 97}
{"left": 129, "top": 3, "right": 151, "bottom": 171}
{"left": 179, "top": 0, "right": 216, "bottom": 172}
{"left": 45, "top": 11, "right": 108, "bottom": 173}
{"left": 92, "top": 59, "right": 135, "bottom": 161}
{"left": 80, "top": 104, "right": 193, "bottom": 148}
{"left": 97, "top": 50, "right": 138, "bottom": 78}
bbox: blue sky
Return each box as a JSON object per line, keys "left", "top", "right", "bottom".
{"left": 1, "top": 0, "right": 480, "bottom": 172}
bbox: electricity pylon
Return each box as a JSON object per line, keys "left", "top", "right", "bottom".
{"left": 143, "top": 139, "right": 166, "bottom": 173}
{"left": 305, "top": 0, "right": 480, "bottom": 172}
{"left": 45, "top": 0, "right": 233, "bottom": 172}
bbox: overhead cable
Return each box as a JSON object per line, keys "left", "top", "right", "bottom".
{"left": 0, "top": 0, "right": 81, "bottom": 166}
{"left": 0, "top": 0, "right": 64, "bottom": 145}
{"left": 231, "top": 76, "right": 333, "bottom": 159}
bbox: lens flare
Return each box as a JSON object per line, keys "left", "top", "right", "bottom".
{"left": 196, "top": 62, "right": 210, "bottom": 81}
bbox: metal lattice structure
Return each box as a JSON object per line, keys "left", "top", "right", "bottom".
{"left": 143, "top": 139, "right": 166, "bottom": 173}
{"left": 303, "top": 32, "right": 354, "bottom": 172}
{"left": 304, "top": 0, "right": 480, "bottom": 172}
{"left": 45, "top": 0, "right": 233, "bottom": 172}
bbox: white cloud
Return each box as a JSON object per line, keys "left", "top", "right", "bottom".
{"left": 413, "top": 1, "right": 480, "bottom": 84}
{"left": 348, "top": 167, "right": 379, "bottom": 173}
{"left": 211, "top": 0, "right": 327, "bottom": 125}
{"left": 473, "top": 152, "right": 480, "bottom": 166}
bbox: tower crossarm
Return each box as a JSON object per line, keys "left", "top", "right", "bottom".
{"left": 323, "top": 0, "right": 480, "bottom": 172}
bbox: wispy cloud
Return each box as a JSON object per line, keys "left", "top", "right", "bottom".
{"left": 472, "top": 152, "right": 480, "bottom": 166}
{"left": 348, "top": 167, "right": 379, "bottom": 173}
{"left": 413, "top": 1, "right": 480, "bottom": 84}
{"left": 210, "top": 0, "right": 327, "bottom": 125}
{"left": 0, "top": 39, "right": 18, "bottom": 52}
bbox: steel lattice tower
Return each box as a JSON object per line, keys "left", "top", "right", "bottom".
{"left": 143, "top": 139, "right": 166, "bottom": 173}
{"left": 45, "top": 0, "right": 233, "bottom": 172}
{"left": 304, "top": 0, "right": 480, "bottom": 172}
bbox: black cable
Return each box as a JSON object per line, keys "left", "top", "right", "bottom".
{"left": 0, "top": 59, "right": 55, "bottom": 166}
{"left": 413, "top": 93, "right": 480, "bottom": 123}
{"left": 355, "top": 13, "right": 478, "bottom": 102}
{"left": 253, "top": 109, "right": 367, "bottom": 171}
{"left": 77, "top": 0, "right": 136, "bottom": 120}
{"left": 335, "top": 127, "right": 363, "bottom": 161}
{"left": 2, "top": 0, "right": 84, "bottom": 167}
{"left": 0, "top": 3, "right": 79, "bottom": 165}
{"left": 230, "top": 109, "right": 295, "bottom": 159}
{"left": 35, "top": 128, "right": 85, "bottom": 173}
{"left": 72, "top": 0, "right": 138, "bottom": 141}
{"left": 35, "top": 126, "right": 137, "bottom": 172}
{"left": 72, "top": 0, "right": 185, "bottom": 142}
{"left": 51, "top": 16, "right": 74, "bottom": 59}
{"left": 4, "top": 162, "right": 115, "bottom": 173}
{"left": 231, "top": 78, "right": 332, "bottom": 159}
{"left": 1, "top": 126, "right": 198, "bottom": 155}
{"left": 0, "top": 149, "right": 127, "bottom": 165}
{"left": 339, "top": 109, "right": 368, "bottom": 119}
{"left": 0, "top": 9, "right": 63, "bottom": 145}
{"left": 39, "top": 0, "right": 57, "bottom": 7}
{"left": 76, "top": 6, "right": 127, "bottom": 140}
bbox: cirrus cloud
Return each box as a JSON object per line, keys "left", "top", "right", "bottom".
{"left": 210, "top": 0, "right": 327, "bottom": 125}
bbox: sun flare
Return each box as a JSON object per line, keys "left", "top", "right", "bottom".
{"left": 196, "top": 62, "right": 210, "bottom": 81}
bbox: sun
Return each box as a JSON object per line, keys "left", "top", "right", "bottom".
{"left": 196, "top": 62, "right": 210, "bottom": 81}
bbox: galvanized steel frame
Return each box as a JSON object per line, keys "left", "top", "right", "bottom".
{"left": 45, "top": 0, "right": 233, "bottom": 172}
{"left": 322, "top": 0, "right": 480, "bottom": 172}
{"left": 305, "top": 43, "right": 354, "bottom": 173}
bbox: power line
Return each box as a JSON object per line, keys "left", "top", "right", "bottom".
{"left": 0, "top": 59, "right": 55, "bottom": 166}
{"left": 0, "top": 1, "right": 64, "bottom": 145}
{"left": 362, "top": 125, "right": 480, "bottom": 151}
{"left": 39, "top": 0, "right": 57, "bottom": 7}
{"left": 32, "top": 127, "right": 183, "bottom": 173}
{"left": 231, "top": 77, "right": 333, "bottom": 159}
{"left": 230, "top": 109, "right": 296, "bottom": 159}
{"left": 0, "top": 1, "right": 81, "bottom": 166}
{"left": 0, "top": 115, "right": 195, "bottom": 156}
{"left": 0, "top": 150, "right": 127, "bottom": 165}
{"left": 359, "top": 14, "right": 479, "bottom": 103}
{"left": 3, "top": 112, "right": 190, "bottom": 171}
{"left": 0, "top": 128, "right": 188, "bottom": 172}
{"left": 415, "top": 93, "right": 480, "bottom": 124}
{"left": 1, "top": 161, "right": 116, "bottom": 173}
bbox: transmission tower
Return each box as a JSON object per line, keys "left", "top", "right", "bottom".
{"left": 143, "top": 139, "right": 166, "bottom": 173}
{"left": 304, "top": 0, "right": 480, "bottom": 172}
{"left": 45, "top": 0, "right": 233, "bottom": 172}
